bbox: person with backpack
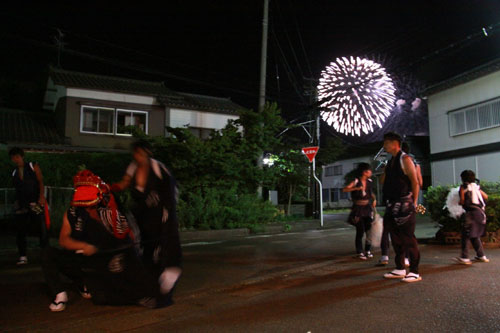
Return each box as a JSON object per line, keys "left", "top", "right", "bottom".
{"left": 455, "top": 170, "right": 490, "bottom": 264}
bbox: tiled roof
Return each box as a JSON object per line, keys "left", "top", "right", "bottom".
{"left": 0, "top": 108, "right": 65, "bottom": 145}
{"left": 50, "top": 67, "right": 243, "bottom": 115}
{"left": 422, "top": 57, "right": 500, "bottom": 96}
{"left": 50, "top": 66, "right": 174, "bottom": 97}
{"left": 163, "top": 92, "right": 242, "bottom": 115}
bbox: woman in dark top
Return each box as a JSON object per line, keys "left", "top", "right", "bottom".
{"left": 343, "top": 163, "right": 377, "bottom": 260}
{"left": 42, "top": 170, "right": 160, "bottom": 312}
{"left": 455, "top": 170, "right": 490, "bottom": 265}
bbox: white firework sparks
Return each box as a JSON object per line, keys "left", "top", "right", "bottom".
{"left": 317, "top": 57, "right": 396, "bottom": 136}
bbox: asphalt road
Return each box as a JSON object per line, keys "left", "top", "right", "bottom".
{"left": 1, "top": 216, "right": 499, "bottom": 332}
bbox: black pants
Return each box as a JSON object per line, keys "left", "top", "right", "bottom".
{"left": 461, "top": 236, "right": 484, "bottom": 259}
{"left": 42, "top": 246, "right": 158, "bottom": 305}
{"left": 16, "top": 210, "right": 48, "bottom": 257}
{"left": 380, "top": 226, "right": 390, "bottom": 256}
{"left": 135, "top": 206, "right": 182, "bottom": 273}
{"left": 355, "top": 217, "right": 372, "bottom": 254}
{"left": 384, "top": 210, "right": 420, "bottom": 274}
{"left": 41, "top": 247, "right": 85, "bottom": 297}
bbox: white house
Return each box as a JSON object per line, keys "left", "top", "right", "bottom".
{"left": 425, "top": 58, "right": 500, "bottom": 186}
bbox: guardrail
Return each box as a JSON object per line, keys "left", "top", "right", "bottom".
{"left": 0, "top": 186, "right": 73, "bottom": 219}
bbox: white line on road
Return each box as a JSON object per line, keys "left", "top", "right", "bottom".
{"left": 182, "top": 241, "right": 226, "bottom": 247}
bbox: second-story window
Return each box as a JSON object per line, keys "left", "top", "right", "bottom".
{"left": 80, "top": 105, "right": 148, "bottom": 135}
{"left": 81, "top": 106, "right": 114, "bottom": 134}
{"left": 116, "top": 109, "right": 148, "bottom": 135}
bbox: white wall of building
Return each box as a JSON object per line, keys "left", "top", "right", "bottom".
{"left": 43, "top": 79, "right": 67, "bottom": 111}
{"left": 66, "top": 88, "right": 157, "bottom": 106}
{"left": 428, "top": 69, "right": 500, "bottom": 186}
{"left": 432, "top": 152, "right": 500, "bottom": 186}
{"left": 168, "top": 107, "right": 239, "bottom": 130}
{"left": 428, "top": 70, "right": 500, "bottom": 155}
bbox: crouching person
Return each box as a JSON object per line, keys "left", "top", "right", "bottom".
{"left": 42, "top": 170, "right": 163, "bottom": 312}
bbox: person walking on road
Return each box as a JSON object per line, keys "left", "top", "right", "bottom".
{"left": 343, "top": 163, "right": 377, "bottom": 260}
{"left": 455, "top": 170, "right": 490, "bottom": 265}
{"left": 381, "top": 132, "right": 422, "bottom": 283}
{"left": 112, "top": 140, "right": 182, "bottom": 304}
{"left": 9, "top": 147, "right": 49, "bottom": 265}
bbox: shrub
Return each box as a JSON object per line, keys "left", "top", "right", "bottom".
{"left": 426, "top": 183, "right": 500, "bottom": 233}
{"left": 177, "top": 187, "right": 278, "bottom": 230}
{"left": 424, "top": 185, "right": 460, "bottom": 232}
{"left": 485, "top": 194, "right": 500, "bottom": 232}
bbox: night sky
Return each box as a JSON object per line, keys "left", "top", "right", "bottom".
{"left": 1, "top": 0, "right": 500, "bottom": 121}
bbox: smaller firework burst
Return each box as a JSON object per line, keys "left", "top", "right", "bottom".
{"left": 318, "top": 57, "right": 396, "bottom": 136}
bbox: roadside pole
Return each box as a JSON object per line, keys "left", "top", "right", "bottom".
{"left": 302, "top": 146, "right": 323, "bottom": 227}
{"left": 312, "top": 158, "right": 324, "bottom": 227}
{"left": 257, "top": 0, "right": 269, "bottom": 197}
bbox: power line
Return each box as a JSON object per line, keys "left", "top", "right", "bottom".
{"left": 61, "top": 29, "right": 242, "bottom": 84}
{"left": 270, "top": 27, "right": 307, "bottom": 104}
{"left": 408, "top": 21, "right": 500, "bottom": 67}
{"left": 1, "top": 31, "right": 306, "bottom": 106}
{"left": 290, "top": 0, "right": 313, "bottom": 78}
{"left": 273, "top": 0, "right": 305, "bottom": 80}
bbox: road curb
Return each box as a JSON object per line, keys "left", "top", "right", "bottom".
{"left": 180, "top": 219, "right": 324, "bottom": 242}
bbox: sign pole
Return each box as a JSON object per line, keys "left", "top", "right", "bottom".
{"left": 302, "top": 146, "right": 323, "bottom": 227}
{"left": 312, "top": 157, "right": 323, "bottom": 227}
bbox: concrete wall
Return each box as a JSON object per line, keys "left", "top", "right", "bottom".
{"left": 43, "top": 78, "right": 67, "bottom": 111}
{"left": 428, "top": 70, "right": 500, "bottom": 155}
{"left": 167, "top": 107, "right": 239, "bottom": 130}
{"left": 432, "top": 152, "right": 500, "bottom": 185}
{"left": 428, "top": 69, "right": 500, "bottom": 186}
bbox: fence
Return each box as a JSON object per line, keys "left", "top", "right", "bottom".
{"left": 0, "top": 187, "right": 74, "bottom": 228}
{"left": 0, "top": 188, "right": 16, "bottom": 219}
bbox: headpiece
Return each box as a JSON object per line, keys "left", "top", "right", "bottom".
{"left": 70, "top": 170, "right": 130, "bottom": 239}
{"left": 71, "top": 170, "right": 110, "bottom": 207}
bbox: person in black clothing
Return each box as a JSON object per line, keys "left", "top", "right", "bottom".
{"left": 381, "top": 132, "right": 422, "bottom": 283}
{"left": 343, "top": 163, "right": 377, "bottom": 260}
{"left": 9, "top": 147, "right": 48, "bottom": 265}
{"left": 455, "top": 170, "right": 490, "bottom": 264}
{"left": 42, "top": 170, "right": 162, "bottom": 312}
{"left": 112, "top": 140, "right": 182, "bottom": 302}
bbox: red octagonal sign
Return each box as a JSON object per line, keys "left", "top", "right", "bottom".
{"left": 302, "top": 146, "right": 319, "bottom": 163}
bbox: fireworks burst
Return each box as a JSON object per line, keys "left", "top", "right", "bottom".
{"left": 317, "top": 57, "right": 396, "bottom": 136}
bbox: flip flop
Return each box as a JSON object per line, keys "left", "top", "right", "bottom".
{"left": 383, "top": 271, "right": 406, "bottom": 279}
{"left": 453, "top": 257, "right": 472, "bottom": 265}
{"left": 79, "top": 286, "right": 92, "bottom": 299}
{"left": 401, "top": 275, "right": 422, "bottom": 283}
{"left": 49, "top": 301, "right": 66, "bottom": 312}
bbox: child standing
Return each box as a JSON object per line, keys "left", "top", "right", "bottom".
{"left": 455, "top": 170, "right": 490, "bottom": 265}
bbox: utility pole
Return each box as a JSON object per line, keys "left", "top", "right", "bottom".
{"left": 54, "top": 29, "right": 66, "bottom": 68}
{"left": 304, "top": 77, "right": 321, "bottom": 219}
{"left": 258, "top": 0, "right": 269, "bottom": 112}
{"left": 257, "top": 0, "right": 269, "bottom": 197}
